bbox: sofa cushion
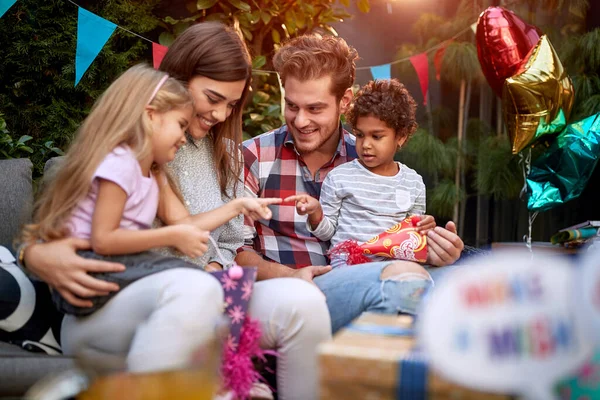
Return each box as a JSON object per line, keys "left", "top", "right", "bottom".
{"left": 0, "top": 248, "right": 63, "bottom": 354}
{"left": 0, "top": 158, "right": 33, "bottom": 255}
{"left": 0, "top": 341, "right": 74, "bottom": 396}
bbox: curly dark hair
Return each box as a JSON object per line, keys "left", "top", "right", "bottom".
{"left": 347, "top": 79, "right": 418, "bottom": 140}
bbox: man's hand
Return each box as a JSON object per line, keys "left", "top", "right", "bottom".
{"left": 289, "top": 265, "right": 332, "bottom": 285}
{"left": 25, "top": 238, "right": 125, "bottom": 308}
{"left": 426, "top": 221, "right": 464, "bottom": 267}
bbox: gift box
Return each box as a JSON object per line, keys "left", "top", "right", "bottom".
{"left": 318, "top": 313, "right": 513, "bottom": 400}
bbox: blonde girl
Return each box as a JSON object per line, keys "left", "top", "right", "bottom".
{"left": 22, "top": 64, "right": 280, "bottom": 318}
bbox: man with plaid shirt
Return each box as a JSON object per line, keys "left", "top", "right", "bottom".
{"left": 236, "top": 34, "right": 464, "bottom": 333}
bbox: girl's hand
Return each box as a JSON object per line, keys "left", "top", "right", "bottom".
{"left": 416, "top": 215, "right": 436, "bottom": 234}
{"left": 204, "top": 262, "right": 223, "bottom": 272}
{"left": 237, "top": 198, "right": 282, "bottom": 221}
{"left": 283, "top": 194, "right": 322, "bottom": 217}
{"left": 172, "top": 225, "right": 210, "bottom": 258}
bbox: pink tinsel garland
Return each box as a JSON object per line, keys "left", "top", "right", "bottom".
{"left": 221, "top": 316, "right": 276, "bottom": 400}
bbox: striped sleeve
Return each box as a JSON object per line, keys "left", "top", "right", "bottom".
{"left": 308, "top": 173, "right": 340, "bottom": 241}
{"left": 411, "top": 173, "right": 426, "bottom": 215}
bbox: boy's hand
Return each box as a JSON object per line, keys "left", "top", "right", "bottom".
{"left": 416, "top": 215, "right": 436, "bottom": 234}
{"left": 237, "top": 198, "right": 282, "bottom": 221}
{"left": 284, "top": 194, "right": 321, "bottom": 216}
{"left": 284, "top": 194, "right": 323, "bottom": 229}
{"left": 172, "top": 225, "right": 210, "bottom": 258}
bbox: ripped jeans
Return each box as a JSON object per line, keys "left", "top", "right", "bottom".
{"left": 314, "top": 261, "right": 433, "bottom": 334}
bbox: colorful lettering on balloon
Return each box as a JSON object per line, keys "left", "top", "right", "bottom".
{"left": 487, "top": 317, "right": 573, "bottom": 359}
{"left": 462, "top": 273, "right": 543, "bottom": 307}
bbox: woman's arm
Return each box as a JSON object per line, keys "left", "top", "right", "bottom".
{"left": 157, "top": 172, "right": 280, "bottom": 231}
{"left": 91, "top": 179, "right": 207, "bottom": 257}
{"left": 23, "top": 238, "right": 125, "bottom": 307}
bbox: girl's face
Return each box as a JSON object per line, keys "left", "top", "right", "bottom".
{"left": 187, "top": 76, "right": 247, "bottom": 140}
{"left": 150, "top": 105, "right": 193, "bottom": 165}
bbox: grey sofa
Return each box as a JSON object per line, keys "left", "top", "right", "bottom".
{"left": 0, "top": 158, "right": 75, "bottom": 398}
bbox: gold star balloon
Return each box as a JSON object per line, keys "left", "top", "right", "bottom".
{"left": 502, "top": 35, "right": 574, "bottom": 154}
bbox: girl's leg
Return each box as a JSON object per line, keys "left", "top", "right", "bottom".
{"left": 249, "top": 278, "right": 331, "bottom": 400}
{"left": 314, "top": 261, "right": 433, "bottom": 334}
{"left": 61, "top": 268, "right": 223, "bottom": 373}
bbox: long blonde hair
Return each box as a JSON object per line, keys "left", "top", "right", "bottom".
{"left": 22, "top": 64, "right": 192, "bottom": 243}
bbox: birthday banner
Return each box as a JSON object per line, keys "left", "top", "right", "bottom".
{"left": 0, "top": 0, "right": 475, "bottom": 93}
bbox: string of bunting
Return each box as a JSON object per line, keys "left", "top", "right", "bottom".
{"left": 1, "top": 0, "right": 476, "bottom": 97}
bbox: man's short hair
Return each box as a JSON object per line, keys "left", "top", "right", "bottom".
{"left": 347, "top": 79, "right": 418, "bottom": 140}
{"left": 273, "top": 34, "right": 359, "bottom": 100}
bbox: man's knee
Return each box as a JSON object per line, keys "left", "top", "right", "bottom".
{"left": 380, "top": 261, "right": 430, "bottom": 281}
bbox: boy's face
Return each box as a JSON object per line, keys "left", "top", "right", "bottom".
{"left": 354, "top": 115, "right": 407, "bottom": 176}
{"left": 283, "top": 75, "right": 352, "bottom": 155}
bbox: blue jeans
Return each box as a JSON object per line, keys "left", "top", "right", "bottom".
{"left": 314, "top": 261, "right": 434, "bottom": 334}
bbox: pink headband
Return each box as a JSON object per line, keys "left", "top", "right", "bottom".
{"left": 147, "top": 74, "right": 169, "bottom": 105}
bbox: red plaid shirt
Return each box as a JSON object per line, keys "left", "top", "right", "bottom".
{"left": 240, "top": 124, "right": 357, "bottom": 268}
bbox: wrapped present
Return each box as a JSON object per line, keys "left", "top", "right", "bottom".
{"left": 318, "top": 313, "right": 512, "bottom": 400}
{"left": 329, "top": 217, "right": 428, "bottom": 265}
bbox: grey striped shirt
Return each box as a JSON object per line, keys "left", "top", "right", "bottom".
{"left": 309, "top": 159, "right": 425, "bottom": 262}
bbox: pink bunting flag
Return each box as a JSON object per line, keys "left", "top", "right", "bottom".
{"left": 152, "top": 43, "right": 168, "bottom": 69}
{"left": 410, "top": 53, "right": 429, "bottom": 106}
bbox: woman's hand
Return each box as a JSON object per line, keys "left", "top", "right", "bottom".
{"left": 24, "top": 238, "right": 126, "bottom": 308}
{"left": 416, "top": 215, "right": 436, "bottom": 234}
{"left": 236, "top": 198, "right": 282, "bottom": 221}
{"left": 171, "top": 225, "right": 210, "bottom": 258}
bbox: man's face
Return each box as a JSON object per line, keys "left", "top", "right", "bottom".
{"left": 283, "top": 75, "right": 351, "bottom": 154}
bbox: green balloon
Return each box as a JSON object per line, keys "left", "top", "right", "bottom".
{"left": 527, "top": 112, "right": 600, "bottom": 211}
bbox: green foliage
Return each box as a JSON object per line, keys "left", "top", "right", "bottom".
{"left": 475, "top": 136, "right": 523, "bottom": 200}
{"left": 560, "top": 29, "right": 600, "bottom": 121}
{"left": 428, "top": 179, "right": 464, "bottom": 219}
{"left": 440, "top": 42, "right": 482, "bottom": 87}
{"left": 398, "top": 129, "right": 455, "bottom": 177}
{"left": 242, "top": 74, "right": 284, "bottom": 139}
{"left": 0, "top": 0, "right": 161, "bottom": 176}
{"left": 159, "top": 0, "right": 366, "bottom": 60}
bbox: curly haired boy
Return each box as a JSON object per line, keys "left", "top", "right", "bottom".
{"left": 285, "top": 79, "right": 436, "bottom": 267}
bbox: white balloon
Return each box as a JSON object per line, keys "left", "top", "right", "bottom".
{"left": 575, "top": 244, "right": 600, "bottom": 344}
{"left": 418, "top": 250, "right": 593, "bottom": 400}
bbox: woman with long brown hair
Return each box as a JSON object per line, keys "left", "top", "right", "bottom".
{"left": 21, "top": 22, "right": 331, "bottom": 400}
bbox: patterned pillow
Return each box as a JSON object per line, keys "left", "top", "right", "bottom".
{"left": 0, "top": 246, "right": 63, "bottom": 354}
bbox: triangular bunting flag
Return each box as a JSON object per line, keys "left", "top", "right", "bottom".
{"left": 0, "top": 0, "right": 17, "bottom": 19}
{"left": 75, "top": 7, "right": 117, "bottom": 86}
{"left": 370, "top": 63, "right": 391, "bottom": 81}
{"left": 433, "top": 40, "right": 452, "bottom": 81}
{"left": 152, "top": 43, "right": 168, "bottom": 69}
{"left": 410, "top": 53, "right": 429, "bottom": 106}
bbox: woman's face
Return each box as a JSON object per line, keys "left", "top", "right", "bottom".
{"left": 187, "top": 76, "right": 246, "bottom": 139}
